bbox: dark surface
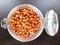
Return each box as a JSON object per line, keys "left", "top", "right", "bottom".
{"left": 0, "top": 0, "right": 60, "bottom": 45}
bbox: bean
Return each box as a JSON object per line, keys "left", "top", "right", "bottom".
{"left": 10, "top": 7, "right": 41, "bottom": 38}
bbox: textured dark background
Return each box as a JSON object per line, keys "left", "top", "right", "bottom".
{"left": 0, "top": 0, "right": 60, "bottom": 45}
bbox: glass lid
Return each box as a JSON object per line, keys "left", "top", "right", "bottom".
{"left": 45, "top": 10, "right": 59, "bottom": 36}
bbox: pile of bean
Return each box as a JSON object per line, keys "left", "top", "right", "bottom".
{"left": 10, "top": 7, "right": 40, "bottom": 38}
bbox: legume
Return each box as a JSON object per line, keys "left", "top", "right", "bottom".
{"left": 10, "top": 7, "right": 40, "bottom": 38}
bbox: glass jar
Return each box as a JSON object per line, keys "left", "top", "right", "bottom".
{"left": 1, "top": 4, "right": 59, "bottom": 42}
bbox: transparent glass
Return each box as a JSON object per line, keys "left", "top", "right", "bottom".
{"left": 1, "top": 4, "right": 45, "bottom": 42}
